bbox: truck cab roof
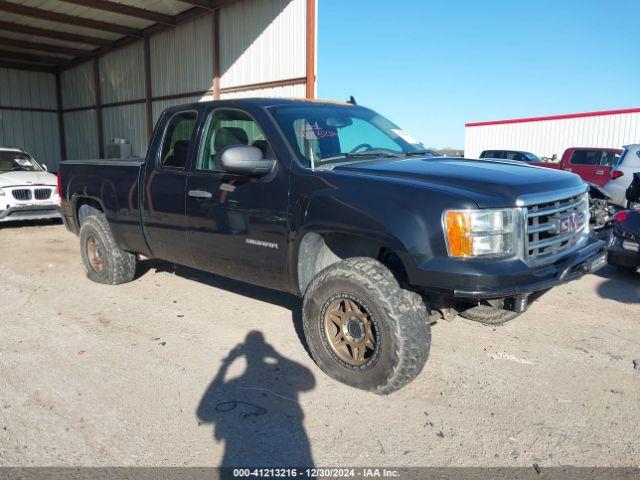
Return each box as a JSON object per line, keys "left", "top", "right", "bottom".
{"left": 160, "top": 97, "right": 357, "bottom": 115}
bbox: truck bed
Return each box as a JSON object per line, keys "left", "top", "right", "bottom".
{"left": 59, "top": 157, "right": 149, "bottom": 256}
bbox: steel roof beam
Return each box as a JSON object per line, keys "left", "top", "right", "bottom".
{"left": 0, "top": 20, "right": 116, "bottom": 47}
{"left": 0, "top": 49, "right": 66, "bottom": 65}
{"left": 0, "top": 35, "right": 93, "bottom": 57}
{"left": 0, "top": 59, "right": 55, "bottom": 73}
{"left": 57, "top": 0, "right": 175, "bottom": 26}
{"left": 0, "top": 2, "right": 142, "bottom": 37}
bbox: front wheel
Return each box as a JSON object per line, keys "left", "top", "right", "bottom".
{"left": 79, "top": 214, "right": 137, "bottom": 285}
{"left": 302, "top": 257, "right": 431, "bottom": 394}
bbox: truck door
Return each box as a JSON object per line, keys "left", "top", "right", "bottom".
{"left": 594, "top": 150, "right": 618, "bottom": 187}
{"left": 185, "top": 107, "right": 289, "bottom": 290}
{"left": 141, "top": 109, "right": 199, "bottom": 267}
{"left": 566, "top": 149, "right": 600, "bottom": 184}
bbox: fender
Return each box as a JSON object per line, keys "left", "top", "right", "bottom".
{"left": 290, "top": 180, "right": 472, "bottom": 292}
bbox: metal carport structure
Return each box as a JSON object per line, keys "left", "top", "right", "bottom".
{"left": 0, "top": 0, "right": 317, "bottom": 168}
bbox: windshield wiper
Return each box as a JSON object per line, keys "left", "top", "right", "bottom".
{"left": 345, "top": 150, "right": 404, "bottom": 158}
{"left": 315, "top": 150, "right": 405, "bottom": 169}
{"left": 404, "top": 150, "right": 436, "bottom": 157}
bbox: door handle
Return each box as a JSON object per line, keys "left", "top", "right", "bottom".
{"left": 595, "top": 170, "right": 604, "bottom": 175}
{"left": 188, "top": 189, "right": 212, "bottom": 199}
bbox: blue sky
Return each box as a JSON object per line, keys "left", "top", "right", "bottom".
{"left": 318, "top": 0, "right": 640, "bottom": 149}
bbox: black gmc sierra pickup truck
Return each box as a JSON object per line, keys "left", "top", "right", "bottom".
{"left": 59, "top": 98, "right": 607, "bottom": 393}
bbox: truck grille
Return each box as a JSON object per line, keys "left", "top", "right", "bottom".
{"left": 12, "top": 189, "right": 32, "bottom": 201}
{"left": 525, "top": 192, "right": 589, "bottom": 266}
{"left": 34, "top": 188, "right": 51, "bottom": 200}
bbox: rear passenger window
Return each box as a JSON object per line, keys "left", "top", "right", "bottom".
{"left": 570, "top": 150, "right": 598, "bottom": 165}
{"left": 160, "top": 111, "right": 198, "bottom": 169}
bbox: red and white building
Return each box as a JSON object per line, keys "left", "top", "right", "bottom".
{"left": 464, "top": 107, "right": 640, "bottom": 159}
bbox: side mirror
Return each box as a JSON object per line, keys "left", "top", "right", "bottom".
{"left": 42, "top": 164, "right": 48, "bottom": 172}
{"left": 218, "top": 145, "right": 275, "bottom": 176}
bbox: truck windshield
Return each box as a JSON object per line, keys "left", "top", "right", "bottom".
{"left": 269, "top": 104, "right": 428, "bottom": 167}
{"left": 0, "top": 151, "right": 41, "bottom": 172}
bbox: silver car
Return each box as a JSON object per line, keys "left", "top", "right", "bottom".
{"left": 604, "top": 144, "right": 640, "bottom": 207}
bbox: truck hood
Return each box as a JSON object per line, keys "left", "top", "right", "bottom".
{"left": 331, "top": 156, "right": 584, "bottom": 208}
{"left": 0, "top": 170, "right": 57, "bottom": 188}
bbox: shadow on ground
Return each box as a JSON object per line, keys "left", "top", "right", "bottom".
{"left": 594, "top": 265, "right": 640, "bottom": 303}
{"left": 197, "top": 331, "right": 316, "bottom": 469}
{"left": 137, "top": 260, "right": 317, "bottom": 468}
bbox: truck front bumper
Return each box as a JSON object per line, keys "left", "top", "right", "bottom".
{"left": 0, "top": 204, "right": 61, "bottom": 223}
{"left": 410, "top": 236, "right": 607, "bottom": 301}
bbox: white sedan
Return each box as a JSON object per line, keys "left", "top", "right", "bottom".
{"left": 0, "top": 148, "right": 61, "bottom": 223}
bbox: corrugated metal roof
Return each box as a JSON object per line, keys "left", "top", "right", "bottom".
{"left": 0, "top": 0, "right": 216, "bottom": 72}
{"left": 17, "top": 0, "right": 161, "bottom": 30}
{"left": 0, "top": 12, "right": 120, "bottom": 41}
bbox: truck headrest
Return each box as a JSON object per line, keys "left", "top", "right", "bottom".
{"left": 214, "top": 127, "right": 249, "bottom": 153}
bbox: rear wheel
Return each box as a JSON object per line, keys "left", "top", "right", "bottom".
{"left": 79, "top": 214, "right": 136, "bottom": 285}
{"left": 302, "top": 257, "right": 431, "bottom": 394}
{"left": 459, "top": 304, "right": 520, "bottom": 325}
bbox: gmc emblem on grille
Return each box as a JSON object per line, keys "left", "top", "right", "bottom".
{"left": 554, "top": 212, "right": 582, "bottom": 234}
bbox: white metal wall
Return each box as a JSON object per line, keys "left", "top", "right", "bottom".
{"left": 102, "top": 104, "right": 147, "bottom": 158}
{"left": 61, "top": 62, "right": 95, "bottom": 110}
{"left": 64, "top": 110, "right": 99, "bottom": 160}
{"left": 57, "top": 0, "right": 310, "bottom": 161}
{"left": 61, "top": 62, "right": 98, "bottom": 161}
{"left": 100, "top": 42, "right": 145, "bottom": 104}
{"left": 0, "top": 110, "right": 60, "bottom": 168}
{"left": 0, "top": 69, "right": 57, "bottom": 109}
{"left": 465, "top": 112, "right": 640, "bottom": 159}
{"left": 150, "top": 15, "right": 214, "bottom": 98}
{"left": 219, "top": 0, "right": 306, "bottom": 89}
{"left": 0, "top": 67, "right": 61, "bottom": 168}
{"left": 100, "top": 42, "right": 147, "bottom": 157}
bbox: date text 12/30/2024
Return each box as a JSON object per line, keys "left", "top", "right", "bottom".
{"left": 232, "top": 468, "right": 400, "bottom": 478}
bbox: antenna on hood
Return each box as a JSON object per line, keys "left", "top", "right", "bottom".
{"left": 347, "top": 96, "right": 357, "bottom": 105}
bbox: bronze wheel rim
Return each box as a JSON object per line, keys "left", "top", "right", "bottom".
{"left": 86, "top": 235, "right": 104, "bottom": 273}
{"left": 323, "top": 296, "right": 377, "bottom": 366}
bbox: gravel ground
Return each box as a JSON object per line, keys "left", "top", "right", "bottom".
{"left": 0, "top": 221, "right": 638, "bottom": 467}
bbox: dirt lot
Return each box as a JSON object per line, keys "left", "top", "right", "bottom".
{"left": 0, "top": 221, "right": 638, "bottom": 467}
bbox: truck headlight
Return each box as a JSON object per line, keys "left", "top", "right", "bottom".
{"left": 443, "top": 208, "right": 516, "bottom": 258}
{"left": 0, "top": 188, "right": 5, "bottom": 196}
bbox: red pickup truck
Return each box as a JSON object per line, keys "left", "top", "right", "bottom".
{"left": 529, "top": 147, "right": 622, "bottom": 187}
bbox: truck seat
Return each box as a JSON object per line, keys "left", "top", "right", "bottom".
{"left": 166, "top": 140, "right": 190, "bottom": 168}
{"left": 214, "top": 127, "right": 249, "bottom": 153}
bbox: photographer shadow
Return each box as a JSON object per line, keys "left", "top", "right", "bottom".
{"left": 197, "top": 331, "right": 316, "bottom": 469}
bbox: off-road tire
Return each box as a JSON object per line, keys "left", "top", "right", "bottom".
{"left": 79, "top": 214, "right": 136, "bottom": 285}
{"left": 459, "top": 304, "right": 520, "bottom": 325}
{"left": 302, "top": 257, "right": 431, "bottom": 394}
